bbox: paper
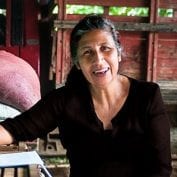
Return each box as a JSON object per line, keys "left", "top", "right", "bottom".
{"left": 0, "top": 151, "right": 43, "bottom": 167}
{"left": 0, "top": 151, "right": 52, "bottom": 177}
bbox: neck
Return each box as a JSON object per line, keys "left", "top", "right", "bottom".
{"left": 90, "top": 75, "right": 125, "bottom": 106}
{"left": 90, "top": 74, "right": 130, "bottom": 130}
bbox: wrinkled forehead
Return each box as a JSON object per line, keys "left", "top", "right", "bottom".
{"left": 78, "top": 29, "right": 116, "bottom": 49}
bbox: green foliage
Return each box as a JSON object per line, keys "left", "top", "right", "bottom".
{"left": 0, "top": 9, "right": 6, "bottom": 16}
{"left": 66, "top": 5, "right": 104, "bottom": 15}
{"left": 65, "top": 5, "right": 174, "bottom": 18}
{"left": 109, "top": 7, "right": 148, "bottom": 16}
{"left": 158, "top": 8, "right": 173, "bottom": 17}
{"left": 43, "top": 156, "right": 69, "bottom": 165}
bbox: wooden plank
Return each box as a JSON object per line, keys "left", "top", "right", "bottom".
{"left": 54, "top": 20, "right": 177, "bottom": 32}
{"left": 56, "top": 0, "right": 65, "bottom": 84}
{"left": 158, "top": 81, "right": 177, "bottom": 105}
{"left": 64, "top": 14, "right": 148, "bottom": 22}
{"left": 160, "top": 0, "right": 177, "bottom": 8}
{"left": 61, "top": 30, "right": 72, "bottom": 83}
{"left": 159, "top": 93, "right": 177, "bottom": 105}
{"left": 158, "top": 40, "right": 177, "bottom": 58}
{"left": 151, "top": 33, "right": 158, "bottom": 81}
{"left": 158, "top": 17, "right": 177, "bottom": 23}
{"left": 64, "top": 0, "right": 149, "bottom": 7}
{"left": 158, "top": 59, "right": 177, "bottom": 67}
{"left": 158, "top": 81, "right": 177, "bottom": 89}
{"left": 158, "top": 33, "right": 177, "bottom": 40}
{"left": 147, "top": 33, "right": 154, "bottom": 81}
{"left": 157, "top": 68, "right": 177, "bottom": 80}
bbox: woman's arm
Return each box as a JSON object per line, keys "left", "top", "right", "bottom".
{"left": 148, "top": 84, "right": 172, "bottom": 177}
{"left": 0, "top": 125, "right": 13, "bottom": 145}
{"left": 0, "top": 88, "right": 64, "bottom": 143}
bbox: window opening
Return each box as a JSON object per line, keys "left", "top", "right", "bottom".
{"left": 52, "top": 4, "right": 58, "bottom": 14}
{"left": 158, "top": 8, "right": 173, "bottom": 17}
{"left": 65, "top": 5, "right": 174, "bottom": 18}
{"left": 109, "top": 7, "right": 149, "bottom": 17}
{"left": 66, "top": 4, "right": 104, "bottom": 15}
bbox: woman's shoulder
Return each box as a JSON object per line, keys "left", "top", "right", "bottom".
{"left": 127, "top": 76, "right": 159, "bottom": 89}
{"left": 43, "top": 84, "right": 75, "bottom": 99}
{"left": 42, "top": 84, "right": 86, "bottom": 105}
{"left": 124, "top": 76, "right": 161, "bottom": 98}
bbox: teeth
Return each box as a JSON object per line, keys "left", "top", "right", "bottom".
{"left": 93, "top": 68, "right": 109, "bottom": 74}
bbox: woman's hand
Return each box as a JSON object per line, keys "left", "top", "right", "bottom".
{"left": 0, "top": 125, "right": 13, "bottom": 145}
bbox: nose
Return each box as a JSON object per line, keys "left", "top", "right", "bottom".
{"left": 93, "top": 49, "right": 103, "bottom": 63}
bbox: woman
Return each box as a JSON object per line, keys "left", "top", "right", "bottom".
{"left": 0, "top": 14, "right": 172, "bottom": 177}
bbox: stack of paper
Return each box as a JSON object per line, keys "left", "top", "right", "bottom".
{"left": 0, "top": 151, "right": 52, "bottom": 177}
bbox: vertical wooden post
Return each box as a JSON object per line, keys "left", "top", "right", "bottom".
{"left": 147, "top": 0, "right": 159, "bottom": 82}
{"left": 56, "top": 0, "right": 64, "bottom": 86}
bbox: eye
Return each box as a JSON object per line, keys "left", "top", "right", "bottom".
{"left": 83, "top": 49, "right": 92, "bottom": 56}
{"left": 101, "top": 45, "right": 111, "bottom": 51}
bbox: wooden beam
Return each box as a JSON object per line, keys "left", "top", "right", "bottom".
{"left": 64, "top": 0, "right": 149, "bottom": 7}
{"left": 54, "top": 20, "right": 177, "bottom": 32}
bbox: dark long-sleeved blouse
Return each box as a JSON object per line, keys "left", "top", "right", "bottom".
{"left": 0, "top": 77, "right": 172, "bottom": 177}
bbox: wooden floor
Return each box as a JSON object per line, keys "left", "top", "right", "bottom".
{"left": 0, "top": 165, "right": 41, "bottom": 177}
{"left": 1, "top": 140, "right": 177, "bottom": 177}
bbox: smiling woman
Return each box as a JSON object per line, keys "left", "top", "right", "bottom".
{"left": 0, "top": 14, "right": 172, "bottom": 177}
{"left": 76, "top": 29, "right": 121, "bottom": 89}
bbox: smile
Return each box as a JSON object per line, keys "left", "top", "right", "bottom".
{"left": 93, "top": 67, "right": 109, "bottom": 75}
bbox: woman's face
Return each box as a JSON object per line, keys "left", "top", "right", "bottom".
{"left": 77, "top": 29, "right": 121, "bottom": 88}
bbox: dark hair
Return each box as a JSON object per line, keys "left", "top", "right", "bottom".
{"left": 66, "top": 14, "right": 121, "bottom": 90}
{"left": 70, "top": 14, "right": 121, "bottom": 64}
